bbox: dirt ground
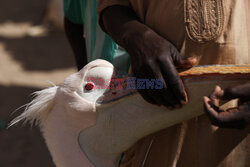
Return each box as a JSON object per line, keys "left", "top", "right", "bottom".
{"left": 0, "top": 0, "right": 77, "bottom": 167}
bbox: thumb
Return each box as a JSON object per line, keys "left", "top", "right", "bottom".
{"left": 175, "top": 57, "right": 197, "bottom": 69}
{"left": 168, "top": 42, "right": 197, "bottom": 68}
{"left": 209, "top": 86, "right": 223, "bottom": 107}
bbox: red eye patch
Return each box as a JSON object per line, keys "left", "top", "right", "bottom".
{"left": 85, "top": 83, "right": 94, "bottom": 91}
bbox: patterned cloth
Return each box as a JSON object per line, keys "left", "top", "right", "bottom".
{"left": 97, "top": 0, "right": 250, "bottom": 167}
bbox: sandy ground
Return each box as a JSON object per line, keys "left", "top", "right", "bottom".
{"left": 0, "top": 0, "right": 77, "bottom": 166}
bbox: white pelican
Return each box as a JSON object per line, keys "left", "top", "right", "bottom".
{"left": 10, "top": 59, "right": 250, "bottom": 167}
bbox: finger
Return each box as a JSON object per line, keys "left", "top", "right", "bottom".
{"left": 203, "top": 97, "right": 239, "bottom": 122}
{"left": 134, "top": 69, "right": 159, "bottom": 105}
{"left": 140, "top": 68, "right": 168, "bottom": 106}
{"left": 145, "top": 88, "right": 174, "bottom": 109}
{"left": 209, "top": 86, "right": 223, "bottom": 106}
{"left": 238, "top": 101, "right": 250, "bottom": 111}
{"left": 137, "top": 88, "right": 158, "bottom": 105}
{"left": 239, "top": 102, "right": 250, "bottom": 125}
{"left": 216, "top": 109, "right": 246, "bottom": 129}
{"left": 144, "top": 63, "right": 179, "bottom": 108}
{"left": 175, "top": 57, "right": 197, "bottom": 69}
{"left": 168, "top": 45, "right": 197, "bottom": 69}
{"left": 160, "top": 58, "right": 187, "bottom": 104}
{"left": 203, "top": 96, "right": 228, "bottom": 127}
{"left": 223, "top": 82, "right": 250, "bottom": 101}
{"left": 203, "top": 97, "right": 246, "bottom": 129}
{"left": 161, "top": 88, "right": 182, "bottom": 108}
{"left": 227, "top": 102, "right": 250, "bottom": 122}
{"left": 203, "top": 96, "right": 219, "bottom": 119}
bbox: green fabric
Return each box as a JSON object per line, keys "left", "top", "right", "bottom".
{"left": 101, "top": 35, "right": 116, "bottom": 63}
{"left": 0, "top": 120, "right": 7, "bottom": 131}
{"left": 63, "top": 0, "right": 130, "bottom": 74}
{"left": 63, "top": 0, "right": 86, "bottom": 24}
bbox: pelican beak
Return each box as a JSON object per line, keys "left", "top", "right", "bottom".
{"left": 96, "top": 76, "right": 137, "bottom": 105}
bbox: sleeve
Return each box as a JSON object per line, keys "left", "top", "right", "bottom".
{"left": 97, "top": 0, "right": 132, "bottom": 32}
{"left": 97, "top": 0, "right": 131, "bottom": 15}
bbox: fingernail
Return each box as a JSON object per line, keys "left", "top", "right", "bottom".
{"left": 180, "top": 100, "right": 187, "bottom": 105}
{"left": 187, "top": 57, "right": 197, "bottom": 65}
{"left": 187, "top": 57, "right": 197, "bottom": 61}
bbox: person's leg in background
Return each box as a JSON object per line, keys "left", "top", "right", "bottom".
{"left": 64, "top": 17, "right": 87, "bottom": 70}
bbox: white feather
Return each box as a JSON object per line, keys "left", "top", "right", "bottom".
{"left": 9, "top": 86, "right": 58, "bottom": 127}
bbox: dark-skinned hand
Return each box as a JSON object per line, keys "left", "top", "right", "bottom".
{"left": 203, "top": 83, "right": 250, "bottom": 129}
{"left": 101, "top": 6, "right": 197, "bottom": 109}
{"left": 125, "top": 29, "right": 196, "bottom": 108}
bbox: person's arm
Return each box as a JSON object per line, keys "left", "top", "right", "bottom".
{"left": 100, "top": 6, "right": 196, "bottom": 108}
{"left": 64, "top": 17, "right": 87, "bottom": 70}
{"left": 203, "top": 83, "right": 250, "bottom": 129}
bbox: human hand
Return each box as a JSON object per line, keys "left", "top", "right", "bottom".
{"left": 101, "top": 6, "right": 196, "bottom": 108}
{"left": 125, "top": 30, "right": 196, "bottom": 108}
{"left": 203, "top": 83, "right": 250, "bottom": 129}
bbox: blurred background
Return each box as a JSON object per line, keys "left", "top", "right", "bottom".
{"left": 0, "top": 0, "right": 77, "bottom": 166}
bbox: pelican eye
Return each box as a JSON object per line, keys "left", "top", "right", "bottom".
{"left": 84, "top": 83, "right": 94, "bottom": 91}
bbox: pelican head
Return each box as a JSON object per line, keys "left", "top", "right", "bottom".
{"left": 10, "top": 59, "right": 114, "bottom": 167}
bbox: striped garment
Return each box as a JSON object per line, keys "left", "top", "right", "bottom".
{"left": 63, "top": 0, "right": 130, "bottom": 74}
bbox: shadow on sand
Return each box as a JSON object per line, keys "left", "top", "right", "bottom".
{"left": 0, "top": 85, "right": 55, "bottom": 167}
